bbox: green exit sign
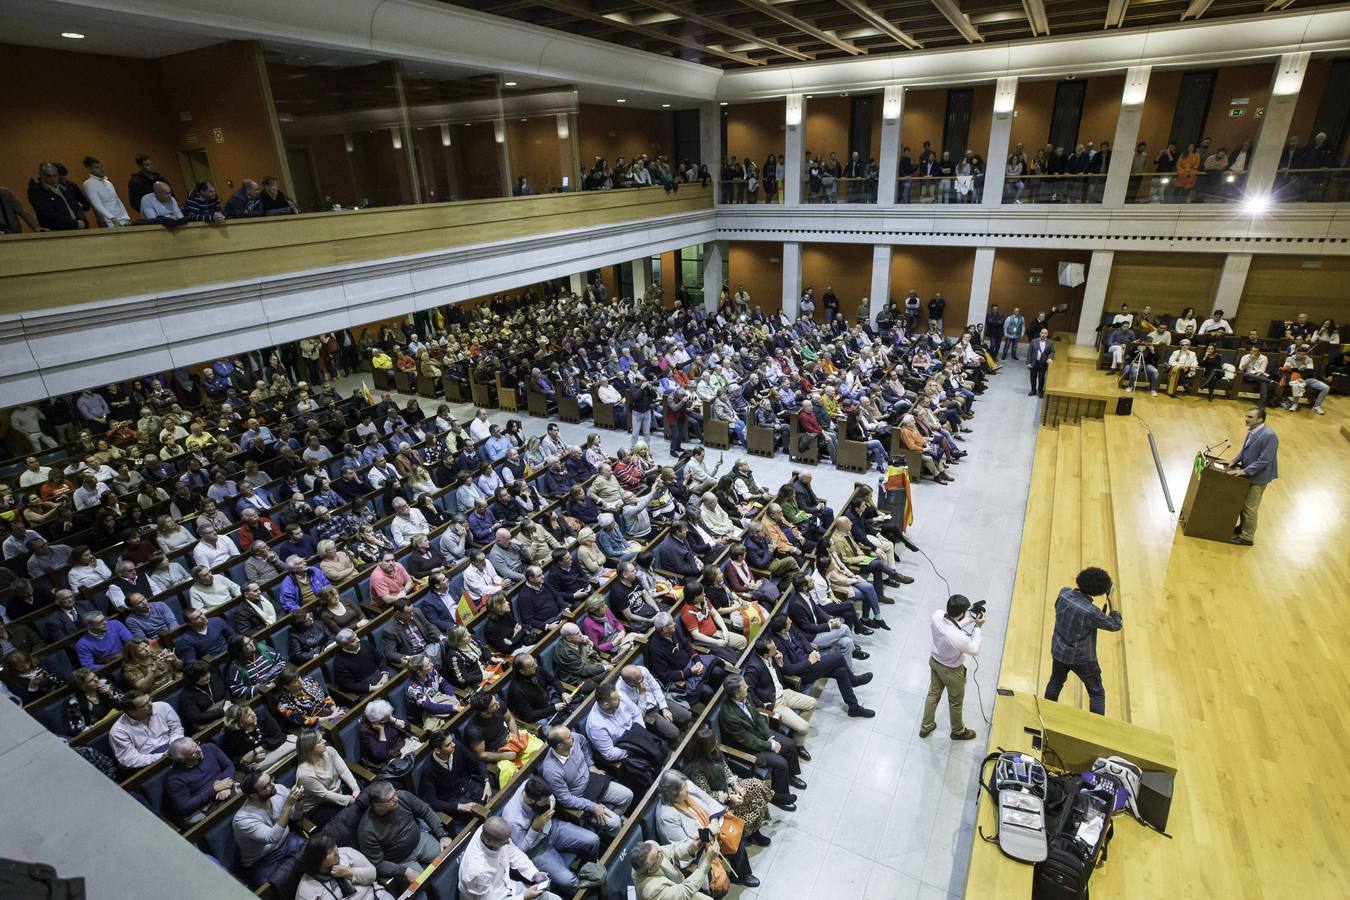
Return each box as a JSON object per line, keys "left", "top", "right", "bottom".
{"left": 1229, "top": 108, "right": 1245, "bottom": 118}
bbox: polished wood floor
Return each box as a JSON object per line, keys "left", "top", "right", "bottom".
{"left": 984, "top": 346, "right": 1350, "bottom": 899}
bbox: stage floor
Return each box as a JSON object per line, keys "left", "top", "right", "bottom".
{"left": 983, "top": 342, "right": 1350, "bottom": 898}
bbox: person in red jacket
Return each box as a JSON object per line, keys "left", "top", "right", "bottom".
{"left": 795, "top": 399, "right": 836, "bottom": 462}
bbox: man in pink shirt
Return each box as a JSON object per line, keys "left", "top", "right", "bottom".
{"left": 368, "top": 551, "right": 415, "bottom": 607}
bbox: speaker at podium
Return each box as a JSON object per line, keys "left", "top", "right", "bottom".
{"left": 1179, "top": 453, "right": 1249, "bottom": 542}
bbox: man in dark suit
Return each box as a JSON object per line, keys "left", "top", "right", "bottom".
{"left": 770, "top": 614, "right": 874, "bottom": 718}
{"left": 39, "top": 589, "right": 99, "bottom": 644}
{"left": 718, "top": 674, "right": 804, "bottom": 811}
{"left": 380, "top": 599, "right": 444, "bottom": 672}
{"left": 743, "top": 639, "right": 815, "bottom": 748}
{"left": 1226, "top": 406, "right": 1279, "bottom": 546}
{"left": 1027, "top": 326, "right": 1055, "bottom": 397}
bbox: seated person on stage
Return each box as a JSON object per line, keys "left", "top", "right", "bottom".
{"left": 1122, "top": 342, "right": 1161, "bottom": 396}
{"left": 1165, "top": 339, "right": 1199, "bottom": 395}
{"left": 1280, "top": 345, "right": 1330, "bottom": 415}
{"left": 1238, "top": 346, "right": 1278, "bottom": 408}
{"left": 1105, "top": 325, "right": 1135, "bottom": 371}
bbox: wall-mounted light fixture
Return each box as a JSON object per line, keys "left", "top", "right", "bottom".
{"left": 440, "top": 124, "right": 451, "bottom": 147}
{"left": 785, "top": 94, "right": 803, "bottom": 127}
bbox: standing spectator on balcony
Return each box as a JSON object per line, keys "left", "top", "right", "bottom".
{"left": 225, "top": 180, "right": 264, "bottom": 218}
{"left": 127, "top": 154, "right": 168, "bottom": 214}
{"left": 844, "top": 151, "right": 865, "bottom": 202}
{"left": 1065, "top": 144, "right": 1088, "bottom": 203}
{"left": 1088, "top": 141, "right": 1110, "bottom": 202}
{"left": 1172, "top": 144, "right": 1200, "bottom": 204}
{"left": 762, "top": 154, "right": 778, "bottom": 204}
{"left": 28, "top": 163, "right": 87, "bottom": 230}
{"left": 82, "top": 157, "right": 131, "bottom": 227}
{"left": 916, "top": 151, "right": 938, "bottom": 203}
{"left": 897, "top": 146, "right": 915, "bottom": 203}
{"left": 1005, "top": 153, "right": 1025, "bottom": 204}
{"left": 1154, "top": 143, "right": 1178, "bottom": 201}
{"left": 259, "top": 176, "right": 298, "bottom": 215}
{"left": 1201, "top": 148, "right": 1229, "bottom": 202}
{"left": 139, "top": 181, "right": 185, "bottom": 227}
{"left": 1128, "top": 142, "right": 1149, "bottom": 202}
{"left": 1293, "top": 132, "right": 1334, "bottom": 201}
{"left": 184, "top": 181, "right": 226, "bottom": 224}
{"left": 0, "top": 185, "right": 44, "bottom": 233}
{"left": 936, "top": 151, "right": 954, "bottom": 203}
{"left": 513, "top": 176, "right": 537, "bottom": 196}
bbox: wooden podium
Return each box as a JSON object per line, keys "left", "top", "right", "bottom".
{"left": 1179, "top": 455, "right": 1250, "bottom": 542}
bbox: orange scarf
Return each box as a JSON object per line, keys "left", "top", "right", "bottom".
{"left": 675, "top": 795, "right": 730, "bottom": 893}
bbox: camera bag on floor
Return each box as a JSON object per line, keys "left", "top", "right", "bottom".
{"left": 978, "top": 751, "right": 1050, "bottom": 862}
{"left": 1032, "top": 774, "right": 1118, "bottom": 900}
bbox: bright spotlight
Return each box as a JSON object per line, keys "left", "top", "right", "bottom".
{"left": 1243, "top": 193, "right": 1270, "bottom": 215}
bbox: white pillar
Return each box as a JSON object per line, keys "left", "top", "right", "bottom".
{"left": 633, "top": 256, "right": 653, "bottom": 301}
{"left": 701, "top": 242, "right": 723, "bottom": 314}
{"left": 700, "top": 101, "right": 722, "bottom": 202}
{"left": 981, "top": 77, "right": 1017, "bottom": 207}
{"left": 784, "top": 94, "right": 805, "bottom": 206}
{"left": 494, "top": 117, "right": 512, "bottom": 198}
{"left": 1102, "top": 67, "right": 1151, "bottom": 208}
{"left": 876, "top": 87, "right": 903, "bottom": 206}
{"left": 968, "top": 248, "right": 996, "bottom": 328}
{"left": 868, "top": 245, "right": 891, "bottom": 324}
{"left": 781, "top": 242, "right": 802, "bottom": 320}
{"left": 568, "top": 272, "right": 584, "bottom": 295}
{"left": 1075, "top": 250, "right": 1116, "bottom": 345}
{"left": 1211, "top": 253, "right": 1252, "bottom": 320}
{"left": 1246, "top": 53, "right": 1310, "bottom": 198}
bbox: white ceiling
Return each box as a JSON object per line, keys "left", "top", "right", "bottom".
{"left": 0, "top": 0, "right": 221, "bottom": 57}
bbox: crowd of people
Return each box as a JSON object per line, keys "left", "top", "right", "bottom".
{"left": 1094, "top": 304, "right": 1346, "bottom": 411}
{"left": 0, "top": 267, "right": 1029, "bottom": 898}
{"left": 1, "top": 155, "right": 299, "bottom": 234}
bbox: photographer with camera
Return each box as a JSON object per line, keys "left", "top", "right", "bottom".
{"left": 919, "top": 594, "right": 985, "bottom": 741}
{"left": 1044, "top": 566, "right": 1122, "bottom": 716}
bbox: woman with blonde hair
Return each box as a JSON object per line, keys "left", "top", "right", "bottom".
{"left": 295, "top": 727, "right": 361, "bottom": 826}
{"left": 575, "top": 527, "right": 607, "bottom": 577}
{"left": 317, "top": 540, "right": 360, "bottom": 586}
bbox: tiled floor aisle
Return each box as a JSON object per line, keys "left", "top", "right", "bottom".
{"left": 340, "top": 361, "right": 1040, "bottom": 899}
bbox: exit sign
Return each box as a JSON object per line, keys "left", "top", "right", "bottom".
{"left": 1229, "top": 108, "right": 1246, "bottom": 118}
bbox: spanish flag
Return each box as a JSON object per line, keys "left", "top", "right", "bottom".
{"left": 883, "top": 463, "right": 915, "bottom": 528}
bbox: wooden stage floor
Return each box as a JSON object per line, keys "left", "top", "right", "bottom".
{"left": 971, "top": 344, "right": 1350, "bottom": 899}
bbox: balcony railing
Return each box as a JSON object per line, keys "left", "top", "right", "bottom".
{"left": 0, "top": 184, "right": 712, "bottom": 313}
{"left": 1126, "top": 171, "right": 1250, "bottom": 204}
{"left": 1002, "top": 173, "right": 1106, "bottom": 205}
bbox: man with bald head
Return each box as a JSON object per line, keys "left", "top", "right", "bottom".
{"left": 138, "top": 179, "right": 185, "bottom": 226}
{"left": 458, "top": 815, "right": 559, "bottom": 900}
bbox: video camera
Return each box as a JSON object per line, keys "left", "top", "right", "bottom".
{"left": 970, "top": 599, "right": 987, "bottom": 617}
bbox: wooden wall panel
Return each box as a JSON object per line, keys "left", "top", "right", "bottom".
{"left": 1288, "top": 59, "right": 1332, "bottom": 150}
{"left": 1080, "top": 75, "right": 1125, "bottom": 150}
{"left": 804, "top": 96, "right": 851, "bottom": 162}
{"left": 890, "top": 245, "right": 976, "bottom": 335}
{"left": 1135, "top": 70, "right": 1184, "bottom": 158}
{"left": 506, "top": 116, "right": 566, "bottom": 193}
{"left": 1010, "top": 80, "right": 1057, "bottom": 153}
{"left": 900, "top": 88, "right": 946, "bottom": 157}
{"left": 990, "top": 247, "right": 1095, "bottom": 327}
{"left": 727, "top": 241, "right": 783, "bottom": 316}
{"left": 577, "top": 104, "right": 674, "bottom": 170}
{"left": 1103, "top": 252, "right": 1225, "bottom": 320}
{"left": 726, "top": 101, "right": 784, "bottom": 171}
{"left": 1203, "top": 63, "right": 1271, "bottom": 152}
{"left": 1238, "top": 256, "right": 1350, "bottom": 331}
{"left": 801, "top": 244, "right": 874, "bottom": 323}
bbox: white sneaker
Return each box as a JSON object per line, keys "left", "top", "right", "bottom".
{"left": 1124, "top": 385, "right": 1134, "bottom": 393}
{"left": 1313, "top": 407, "right": 1325, "bottom": 416}
{"left": 1150, "top": 390, "right": 1158, "bottom": 397}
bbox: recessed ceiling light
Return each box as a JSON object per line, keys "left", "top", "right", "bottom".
{"left": 61, "top": 31, "right": 85, "bottom": 39}
{"left": 662, "top": 103, "right": 671, "bottom": 108}
{"left": 719, "top": 101, "right": 728, "bottom": 106}
{"left": 616, "top": 98, "right": 627, "bottom": 103}
{"left": 504, "top": 81, "right": 517, "bottom": 86}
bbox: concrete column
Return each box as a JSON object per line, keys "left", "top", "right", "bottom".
{"left": 1075, "top": 250, "right": 1115, "bottom": 345}
{"left": 784, "top": 94, "right": 805, "bottom": 206}
{"left": 494, "top": 118, "right": 513, "bottom": 198}
{"left": 876, "top": 87, "right": 903, "bottom": 206}
{"left": 700, "top": 102, "right": 722, "bottom": 203}
{"left": 968, "top": 248, "right": 996, "bottom": 329}
{"left": 633, "top": 255, "right": 653, "bottom": 301}
{"left": 781, "top": 242, "right": 802, "bottom": 320}
{"left": 701, "top": 242, "right": 723, "bottom": 314}
{"left": 1211, "top": 253, "right": 1253, "bottom": 320}
{"left": 568, "top": 272, "right": 584, "bottom": 295}
{"left": 981, "top": 77, "right": 1017, "bottom": 207}
{"left": 868, "top": 245, "right": 892, "bottom": 325}
{"left": 1103, "top": 67, "right": 1151, "bottom": 208}
{"left": 557, "top": 113, "right": 578, "bottom": 191}
{"left": 1246, "top": 53, "right": 1310, "bottom": 198}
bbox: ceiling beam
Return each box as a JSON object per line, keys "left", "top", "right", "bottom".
{"left": 630, "top": 0, "right": 815, "bottom": 61}
{"left": 1021, "top": 0, "right": 1050, "bottom": 35}
{"left": 1105, "top": 0, "right": 1129, "bottom": 28}
{"left": 520, "top": 0, "right": 765, "bottom": 66}
{"left": 929, "top": 0, "right": 983, "bottom": 42}
{"left": 837, "top": 0, "right": 923, "bottom": 50}
{"left": 1181, "top": 0, "right": 1215, "bottom": 20}
{"left": 734, "top": 0, "right": 865, "bottom": 56}
{"left": 1264, "top": 0, "right": 1295, "bottom": 10}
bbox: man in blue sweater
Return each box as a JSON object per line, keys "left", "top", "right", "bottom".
{"left": 166, "top": 737, "right": 237, "bottom": 826}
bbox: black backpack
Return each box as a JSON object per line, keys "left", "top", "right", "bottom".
{"left": 1032, "top": 774, "right": 1117, "bottom": 900}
